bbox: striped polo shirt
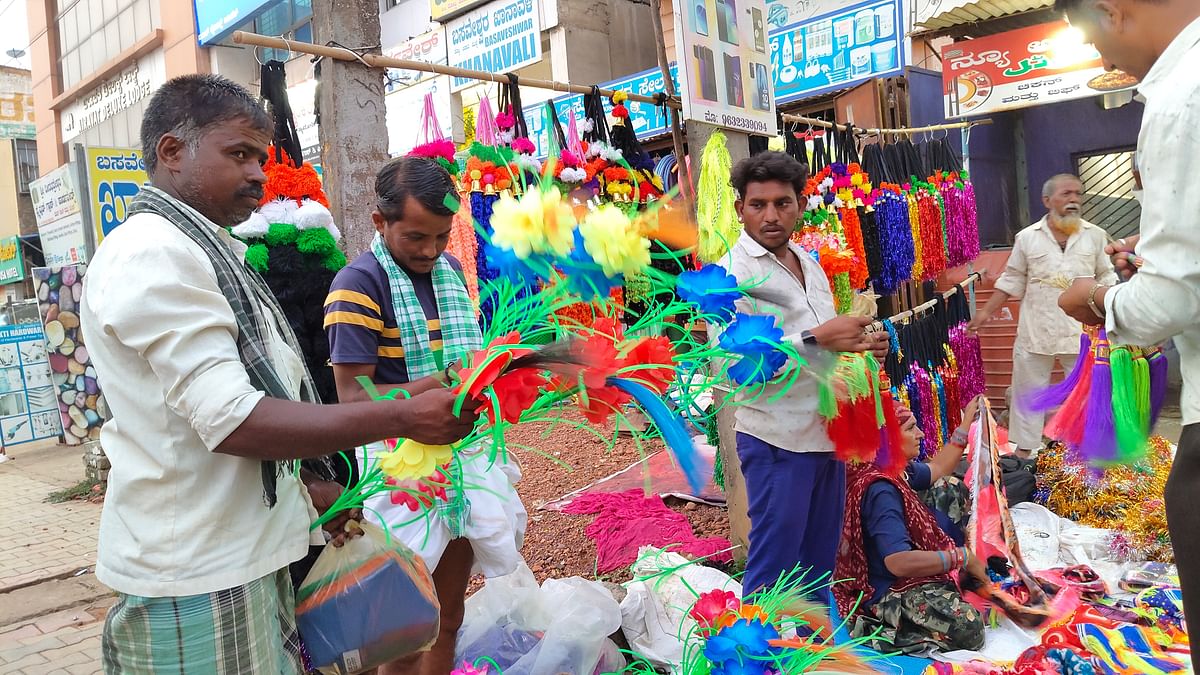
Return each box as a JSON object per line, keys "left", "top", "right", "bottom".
{"left": 324, "top": 251, "right": 464, "bottom": 385}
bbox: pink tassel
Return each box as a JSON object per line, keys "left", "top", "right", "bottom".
{"left": 1026, "top": 332, "right": 1092, "bottom": 412}
{"left": 476, "top": 97, "right": 500, "bottom": 146}
{"left": 1080, "top": 330, "right": 1117, "bottom": 464}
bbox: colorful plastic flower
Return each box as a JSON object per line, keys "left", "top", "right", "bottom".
{"left": 457, "top": 332, "right": 530, "bottom": 401}
{"left": 677, "top": 265, "right": 741, "bottom": 323}
{"left": 621, "top": 335, "right": 676, "bottom": 394}
{"left": 719, "top": 314, "right": 784, "bottom": 356}
{"left": 490, "top": 186, "right": 577, "bottom": 260}
{"left": 704, "top": 617, "right": 780, "bottom": 664}
{"left": 450, "top": 661, "right": 489, "bottom": 675}
{"left": 578, "top": 204, "right": 651, "bottom": 277}
{"left": 379, "top": 439, "right": 454, "bottom": 481}
{"left": 386, "top": 468, "right": 449, "bottom": 510}
{"left": 483, "top": 242, "right": 546, "bottom": 285}
{"left": 716, "top": 604, "right": 770, "bottom": 628}
{"left": 557, "top": 230, "right": 621, "bottom": 300}
{"left": 728, "top": 350, "right": 788, "bottom": 386}
{"left": 689, "top": 589, "right": 741, "bottom": 629}
{"left": 486, "top": 368, "right": 549, "bottom": 424}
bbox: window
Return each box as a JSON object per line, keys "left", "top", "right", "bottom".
{"left": 255, "top": 0, "right": 314, "bottom": 62}
{"left": 14, "top": 140, "right": 38, "bottom": 195}
{"left": 1075, "top": 149, "right": 1141, "bottom": 240}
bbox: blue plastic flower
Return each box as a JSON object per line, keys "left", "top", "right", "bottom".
{"left": 718, "top": 313, "right": 784, "bottom": 356}
{"left": 728, "top": 351, "right": 788, "bottom": 386}
{"left": 557, "top": 229, "right": 620, "bottom": 300}
{"left": 704, "top": 619, "right": 780, "bottom": 666}
{"left": 484, "top": 242, "right": 547, "bottom": 285}
{"left": 710, "top": 659, "right": 774, "bottom": 675}
{"left": 676, "top": 264, "right": 741, "bottom": 323}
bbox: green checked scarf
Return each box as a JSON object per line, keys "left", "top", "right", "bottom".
{"left": 371, "top": 233, "right": 482, "bottom": 380}
{"left": 130, "top": 186, "right": 319, "bottom": 508}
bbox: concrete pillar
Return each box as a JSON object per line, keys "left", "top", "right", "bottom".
{"left": 311, "top": 0, "right": 391, "bottom": 258}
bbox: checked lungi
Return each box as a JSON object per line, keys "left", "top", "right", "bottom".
{"left": 102, "top": 568, "right": 304, "bottom": 674}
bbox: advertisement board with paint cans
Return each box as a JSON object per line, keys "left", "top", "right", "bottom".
{"left": 446, "top": 0, "right": 542, "bottom": 93}
{"left": 769, "top": 0, "right": 903, "bottom": 104}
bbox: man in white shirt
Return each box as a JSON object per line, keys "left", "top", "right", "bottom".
{"left": 1055, "top": 0, "right": 1200, "bottom": 668}
{"left": 968, "top": 174, "right": 1117, "bottom": 456}
{"left": 81, "top": 75, "right": 477, "bottom": 674}
{"left": 722, "top": 151, "right": 887, "bottom": 597}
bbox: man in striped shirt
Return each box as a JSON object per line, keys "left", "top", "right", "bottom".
{"left": 324, "top": 157, "right": 526, "bottom": 675}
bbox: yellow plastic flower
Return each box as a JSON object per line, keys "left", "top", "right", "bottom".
{"left": 490, "top": 187, "right": 576, "bottom": 259}
{"left": 578, "top": 204, "right": 650, "bottom": 277}
{"left": 379, "top": 439, "right": 453, "bottom": 481}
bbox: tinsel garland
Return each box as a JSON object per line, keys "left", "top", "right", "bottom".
{"left": 840, "top": 205, "right": 869, "bottom": 290}
{"left": 941, "top": 176, "right": 981, "bottom": 268}
{"left": 908, "top": 193, "right": 925, "bottom": 281}
{"left": 870, "top": 188, "right": 916, "bottom": 293}
{"left": 916, "top": 187, "right": 947, "bottom": 281}
{"left": 1035, "top": 438, "right": 1174, "bottom": 563}
{"left": 948, "top": 322, "right": 986, "bottom": 401}
{"left": 709, "top": 414, "right": 725, "bottom": 492}
{"left": 833, "top": 273, "right": 853, "bottom": 314}
{"left": 447, "top": 194, "right": 481, "bottom": 306}
{"left": 696, "top": 131, "right": 740, "bottom": 262}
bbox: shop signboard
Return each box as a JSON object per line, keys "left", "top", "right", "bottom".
{"left": 764, "top": 0, "right": 871, "bottom": 32}
{"left": 674, "top": 0, "right": 777, "bottom": 134}
{"left": 941, "top": 21, "right": 1137, "bottom": 118}
{"left": 0, "top": 68, "right": 35, "bottom": 140}
{"left": 0, "top": 237, "right": 22, "bottom": 285}
{"left": 385, "top": 29, "right": 449, "bottom": 94}
{"left": 85, "top": 147, "right": 150, "bottom": 245}
{"left": 30, "top": 164, "right": 88, "bottom": 266}
{"left": 194, "top": 0, "right": 274, "bottom": 45}
{"left": 446, "top": 0, "right": 542, "bottom": 93}
{"left": 0, "top": 321, "right": 62, "bottom": 448}
{"left": 60, "top": 51, "right": 164, "bottom": 144}
{"left": 432, "top": 0, "right": 491, "bottom": 25}
{"left": 768, "top": 0, "right": 903, "bottom": 104}
{"left": 522, "top": 64, "right": 681, "bottom": 158}
{"left": 386, "top": 76, "right": 455, "bottom": 157}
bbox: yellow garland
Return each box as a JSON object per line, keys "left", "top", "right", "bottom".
{"left": 908, "top": 193, "right": 924, "bottom": 281}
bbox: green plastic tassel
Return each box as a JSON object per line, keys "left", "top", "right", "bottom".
{"left": 1110, "top": 346, "right": 1146, "bottom": 463}
{"left": 818, "top": 380, "right": 838, "bottom": 420}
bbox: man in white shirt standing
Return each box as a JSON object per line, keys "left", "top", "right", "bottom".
{"left": 722, "top": 151, "right": 887, "bottom": 597}
{"left": 968, "top": 174, "right": 1116, "bottom": 457}
{"left": 1056, "top": 0, "right": 1200, "bottom": 667}
{"left": 80, "top": 75, "right": 477, "bottom": 673}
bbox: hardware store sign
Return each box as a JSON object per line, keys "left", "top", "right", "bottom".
{"left": 447, "top": 0, "right": 542, "bottom": 93}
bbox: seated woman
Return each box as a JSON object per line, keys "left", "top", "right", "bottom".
{"left": 833, "top": 395, "right": 988, "bottom": 655}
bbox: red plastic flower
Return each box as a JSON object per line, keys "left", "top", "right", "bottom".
{"left": 577, "top": 383, "right": 632, "bottom": 425}
{"left": 622, "top": 335, "right": 676, "bottom": 394}
{"left": 456, "top": 331, "right": 530, "bottom": 400}
{"left": 573, "top": 333, "right": 624, "bottom": 390}
{"left": 486, "top": 368, "right": 549, "bottom": 424}
{"left": 689, "top": 589, "right": 741, "bottom": 629}
{"left": 386, "top": 468, "right": 450, "bottom": 511}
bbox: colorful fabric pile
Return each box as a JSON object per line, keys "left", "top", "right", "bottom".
{"left": 1034, "top": 437, "right": 1174, "bottom": 563}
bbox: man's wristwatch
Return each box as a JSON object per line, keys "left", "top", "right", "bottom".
{"left": 1087, "top": 284, "right": 1108, "bottom": 320}
{"left": 442, "top": 358, "right": 459, "bottom": 384}
{"left": 800, "top": 330, "right": 819, "bottom": 346}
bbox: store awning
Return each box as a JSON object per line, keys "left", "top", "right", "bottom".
{"left": 912, "top": 0, "right": 1054, "bottom": 34}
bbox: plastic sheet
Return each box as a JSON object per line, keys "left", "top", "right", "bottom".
{"left": 297, "top": 523, "right": 440, "bottom": 674}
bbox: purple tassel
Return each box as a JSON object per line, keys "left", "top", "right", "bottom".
{"left": 1025, "top": 332, "right": 1092, "bottom": 413}
{"left": 1149, "top": 348, "right": 1169, "bottom": 427}
{"left": 1081, "top": 330, "right": 1117, "bottom": 464}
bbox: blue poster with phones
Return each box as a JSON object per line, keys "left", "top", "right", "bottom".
{"left": 769, "top": 0, "right": 904, "bottom": 103}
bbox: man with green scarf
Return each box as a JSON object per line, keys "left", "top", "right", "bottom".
{"left": 325, "top": 156, "right": 527, "bottom": 675}
{"left": 80, "top": 75, "right": 478, "bottom": 674}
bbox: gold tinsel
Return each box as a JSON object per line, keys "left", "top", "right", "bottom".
{"left": 1036, "top": 436, "right": 1174, "bottom": 563}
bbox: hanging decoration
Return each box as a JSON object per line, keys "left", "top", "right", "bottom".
{"left": 696, "top": 131, "right": 740, "bottom": 263}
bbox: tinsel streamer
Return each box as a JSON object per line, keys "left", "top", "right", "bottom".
{"left": 707, "top": 414, "right": 724, "bottom": 491}
{"left": 942, "top": 179, "right": 980, "bottom": 267}
{"left": 871, "top": 189, "right": 915, "bottom": 293}
{"left": 1148, "top": 348, "right": 1168, "bottom": 426}
{"left": 941, "top": 363, "right": 961, "bottom": 431}
{"left": 1081, "top": 331, "right": 1118, "bottom": 464}
{"left": 917, "top": 188, "right": 947, "bottom": 281}
{"left": 859, "top": 207, "right": 884, "bottom": 285}
{"left": 1110, "top": 347, "right": 1145, "bottom": 464}
{"left": 696, "top": 132, "right": 740, "bottom": 262}
{"left": 840, "top": 206, "right": 869, "bottom": 289}
{"left": 447, "top": 195, "right": 480, "bottom": 306}
{"left": 1027, "top": 332, "right": 1092, "bottom": 412}
{"left": 833, "top": 272, "right": 853, "bottom": 314}
{"left": 948, "top": 324, "right": 986, "bottom": 401}
{"left": 907, "top": 193, "right": 925, "bottom": 281}
{"left": 963, "top": 179, "right": 980, "bottom": 261}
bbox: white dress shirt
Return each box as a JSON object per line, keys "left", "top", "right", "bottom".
{"left": 1104, "top": 16, "right": 1200, "bottom": 426}
{"left": 721, "top": 230, "right": 837, "bottom": 453}
{"left": 994, "top": 217, "right": 1117, "bottom": 356}
{"left": 81, "top": 211, "right": 322, "bottom": 598}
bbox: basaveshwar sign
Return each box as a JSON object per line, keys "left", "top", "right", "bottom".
{"left": 941, "top": 21, "right": 1137, "bottom": 118}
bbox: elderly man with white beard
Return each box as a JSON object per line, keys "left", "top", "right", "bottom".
{"left": 968, "top": 173, "right": 1118, "bottom": 457}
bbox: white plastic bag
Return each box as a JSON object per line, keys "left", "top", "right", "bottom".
{"left": 456, "top": 563, "right": 626, "bottom": 675}
{"left": 296, "top": 523, "right": 440, "bottom": 674}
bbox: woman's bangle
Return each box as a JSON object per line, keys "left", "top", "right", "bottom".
{"left": 949, "top": 427, "right": 969, "bottom": 447}
{"left": 937, "top": 550, "right": 948, "bottom": 573}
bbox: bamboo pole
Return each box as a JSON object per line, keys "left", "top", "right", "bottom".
{"left": 232, "top": 31, "right": 682, "bottom": 109}
{"left": 780, "top": 112, "right": 992, "bottom": 135}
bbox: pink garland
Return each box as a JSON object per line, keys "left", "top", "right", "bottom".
{"left": 942, "top": 180, "right": 980, "bottom": 268}
{"left": 949, "top": 323, "right": 985, "bottom": 401}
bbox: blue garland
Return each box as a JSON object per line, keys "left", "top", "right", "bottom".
{"left": 871, "top": 191, "right": 916, "bottom": 294}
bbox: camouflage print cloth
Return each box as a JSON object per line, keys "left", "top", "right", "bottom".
{"left": 849, "top": 581, "right": 985, "bottom": 655}
{"left": 920, "top": 476, "right": 971, "bottom": 531}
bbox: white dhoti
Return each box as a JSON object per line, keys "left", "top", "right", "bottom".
{"left": 359, "top": 442, "right": 528, "bottom": 577}
{"left": 1008, "top": 345, "right": 1083, "bottom": 451}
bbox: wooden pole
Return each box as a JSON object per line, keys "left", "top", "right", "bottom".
{"left": 645, "top": 0, "right": 691, "bottom": 209}
{"left": 232, "top": 31, "right": 681, "bottom": 109}
{"left": 780, "top": 112, "right": 992, "bottom": 135}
